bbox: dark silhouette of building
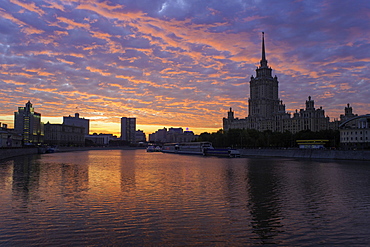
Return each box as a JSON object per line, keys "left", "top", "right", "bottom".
{"left": 63, "top": 113, "right": 89, "bottom": 135}
{"left": 223, "top": 33, "right": 338, "bottom": 133}
{"left": 44, "top": 123, "right": 85, "bottom": 146}
{"left": 121, "top": 117, "right": 136, "bottom": 143}
{"left": 14, "top": 101, "right": 44, "bottom": 144}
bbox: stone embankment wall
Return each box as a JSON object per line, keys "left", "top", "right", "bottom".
{"left": 239, "top": 149, "right": 370, "bottom": 161}
{"left": 1, "top": 147, "right": 369, "bottom": 161}
{"left": 0, "top": 148, "right": 39, "bottom": 161}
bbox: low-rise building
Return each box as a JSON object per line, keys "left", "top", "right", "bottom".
{"left": 135, "top": 130, "right": 146, "bottom": 142}
{"left": 63, "top": 113, "right": 90, "bottom": 135}
{"left": 86, "top": 133, "right": 118, "bottom": 146}
{"left": 149, "top": 127, "right": 197, "bottom": 143}
{"left": 0, "top": 124, "right": 22, "bottom": 147}
{"left": 339, "top": 115, "right": 370, "bottom": 149}
{"left": 44, "top": 123, "right": 85, "bottom": 146}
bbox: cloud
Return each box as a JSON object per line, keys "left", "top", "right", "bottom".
{"left": 0, "top": 0, "right": 369, "bottom": 134}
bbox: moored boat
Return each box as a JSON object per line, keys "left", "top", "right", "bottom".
{"left": 204, "top": 148, "right": 240, "bottom": 158}
{"left": 147, "top": 145, "right": 162, "bottom": 152}
{"left": 161, "top": 142, "right": 240, "bottom": 157}
{"left": 161, "top": 142, "right": 213, "bottom": 155}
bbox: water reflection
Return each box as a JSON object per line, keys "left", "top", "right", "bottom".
{"left": 1, "top": 150, "right": 370, "bottom": 246}
{"left": 11, "top": 155, "right": 41, "bottom": 209}
{"left": 246, "top": 159, "right": 284, "bottom": 244}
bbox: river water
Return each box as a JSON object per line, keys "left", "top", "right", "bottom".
{"left": 1, "top": 149, "right": 370, "bottom": 246}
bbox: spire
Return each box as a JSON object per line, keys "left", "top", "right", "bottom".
{"left": 260, "top": 32, "right": 268, "bottom": 68}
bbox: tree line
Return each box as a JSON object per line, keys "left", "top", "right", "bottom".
{"left": 196, "top": 129, "right": 340, "bottom": 149}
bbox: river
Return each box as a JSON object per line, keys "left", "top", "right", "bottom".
{"left": 1, "top": 149, "right": 370, "bottom": 246}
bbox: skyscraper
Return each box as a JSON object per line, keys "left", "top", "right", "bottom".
{"left": 14, "top": 101, "right": 44, "bottom": 144}
{"left": 248, "top": 32, "right": 287, "bottom": 120}
{"left": 121, "top": 117, "right": 136, "bottom": 143}
{"left": 223, "top": 33, "right": 335, "bottom": 133}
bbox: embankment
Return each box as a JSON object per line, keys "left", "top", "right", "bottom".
{"left": 0, "top": 148, "right": 39, "bottom": 161}
{"left": 239, "top": 149, "right": 370, "bottom": 161}
{"left": 0, "top": 146, "right": 144, "bottom": 161}
{"left": 1, "top": 147, "right": 369, "bottom": 162}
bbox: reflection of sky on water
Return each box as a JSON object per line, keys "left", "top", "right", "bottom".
{"left": 0, "top": 150, "right": 370, "bottom": 245}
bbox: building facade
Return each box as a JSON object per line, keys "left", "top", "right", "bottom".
{"left": 14, "top": 101, "right": 44, "bottom": 144}
{"left": 121, "top": 117, "right": 136, "bottom": 143}
{"left": 0, "top": 124, "right": 22, "bottom": 147}
{"left": 135, "top": 130, "right": 146, "bottom": 142}
{"left": 339, "top": 115, "right": 370, "bottom": 149}
{"left": 149, "top": 127, "right": 197, "bottom": 143}
{"left": 223, "top": 33, "right": 337, "bottom": 134}
{"left": 86, "top": 133, "right": 117, "bottom": 146}
{"left": 44, "top": 123, "right": 85, "bottom": 146}
{"left": 63, "top": 113, "right": 89, "bottom": 135}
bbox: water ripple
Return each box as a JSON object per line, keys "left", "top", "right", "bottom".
{"left": 1, "top": 150, "right": 370, "bottom": 246}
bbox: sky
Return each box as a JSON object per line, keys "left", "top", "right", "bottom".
{"left": 0, "top": 0, "right": 369, "bottom": 136}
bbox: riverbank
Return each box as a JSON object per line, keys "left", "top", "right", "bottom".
{"left": 1, "top": 147, "right": 370, "bottom": 161}
{"left": 56, "top": 146, "right": 143, "bottom": 152}
{"left": 0, "top": 148, "right": 39, "bottom": 161}
{"left": 0, "top": 146, "right": 145, "bottom": 161}
{"left": 238, "top": 148, "right": 370, "bottom": 161}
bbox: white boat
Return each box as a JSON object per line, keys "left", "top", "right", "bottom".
{"left": 162, "top": 142, "right": 240, "bottom": 157}
{"left": 147, "top": 145, "right": 162, "bottom": 152}
{"left": 204, "top": 148, "right": 240, "bottom": 158}
{"left": 161, "top": 142, "right": 214, "bottom": 155}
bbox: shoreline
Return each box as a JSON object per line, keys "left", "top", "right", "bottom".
{"left": 0, "top": 146, "right": 145, "bottom": 161}
{"left": 238, "top": 148, "right": 370, "bottom": 161}
{"left": 1, "top": 147, "right": 370, "bottom": 161}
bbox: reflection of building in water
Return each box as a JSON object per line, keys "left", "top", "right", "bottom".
{"left": 246, "top": 159, "right": 283, "bottom": 243}
{"left": 223, "top": 33, "right": 355, "bottom": 133}
{"left": 87, "top": 151, "right": 122, "bottom": 198}
{"left": 60, "top": 162, "right": 89, "bottom": 197}
{"left": 11, "top": 156, "right": 41, "bottom": 205}
{"left": 0, "top": 159, "right": 14, "bottom": 195}
{"left": 9, "top": 155, "right": 89, "bottom": 203}
{"left": 120, "top": 154, "right": 136, "bottom": 193}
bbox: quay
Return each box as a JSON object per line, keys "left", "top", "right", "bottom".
{"left": 238, "top": 149, "right": 370, "bottom": 161}
{"left": 1, "top": 147, "right": 370, "bottom": 161}
{"left": 0, "top": 147, "right": 39, "bottom": 161}
{"left": 0, "top": 146, "right": 142, "bottom": 161}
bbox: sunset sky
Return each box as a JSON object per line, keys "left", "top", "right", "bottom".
{"left": 0, "top": 0, "right": 369, "bottom": 136}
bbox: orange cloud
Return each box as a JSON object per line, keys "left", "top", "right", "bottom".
{"left": 3, "top": 80, "right": 27, "bottom": 85}
{"left": 43, "top": 0, "right": 65, "bottom": 11}
{"left": 56, "top": 16, "right": 90, "bottom": 30}
{"left": 86, "top": 67, "right": 111, "bottom": 76}
{"left": 56, "top": 58, "right": 75, "bottom": 65}
{"left": 10, "top": 0, "right": 45, "bottom": 15}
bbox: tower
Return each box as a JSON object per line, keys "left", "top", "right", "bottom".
{"left": 248, "top": 32, "right": 281, "bottom": 120}
{"left": 14, "top": 101, "right": 44, "bottom": 144}
{"left": 121, "top": 117, "right": 136, "bottom": 143}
